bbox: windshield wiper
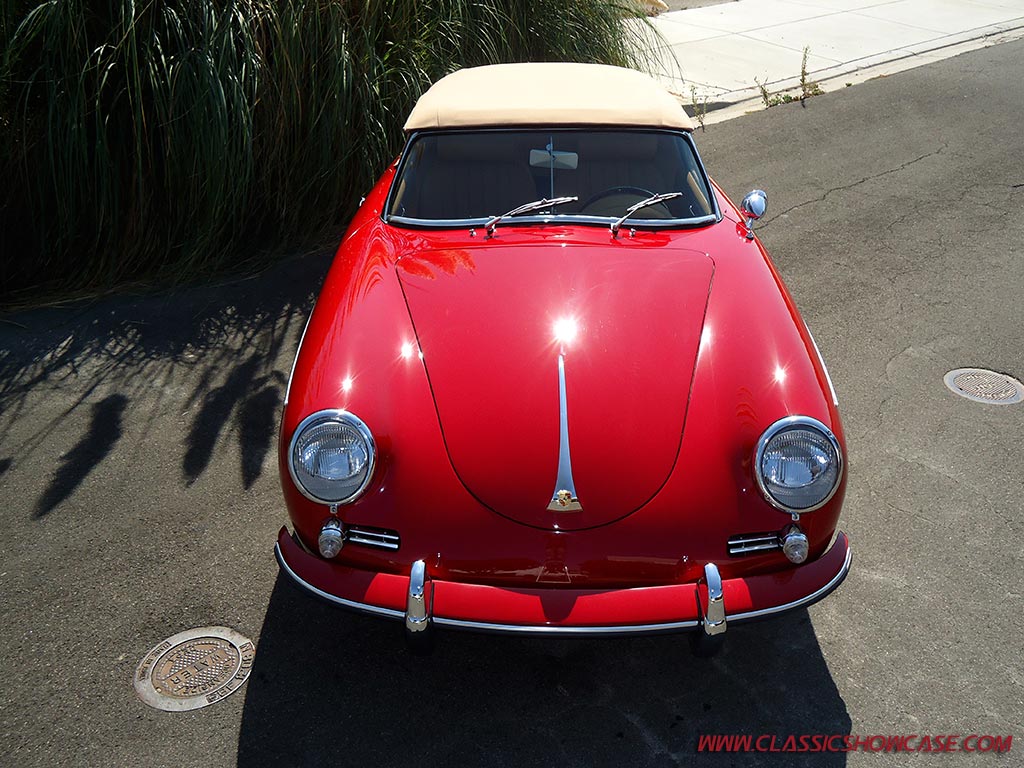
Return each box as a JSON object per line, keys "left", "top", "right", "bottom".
{"left": 610, "top": 192, "right": 683, "bottom": 237}
{"left": 485, "top": 196, "right": 578, "bottom": 238}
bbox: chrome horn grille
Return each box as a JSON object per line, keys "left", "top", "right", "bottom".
{"left": 727, "top": 532, "right": 781, "bottom": 557}
{"left": 346, "top": 525, "right": 400, "bottom": 551}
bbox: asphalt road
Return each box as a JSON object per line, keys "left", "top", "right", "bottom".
{"left": 1, "top": 39, "right": 1022, "bottom": 768}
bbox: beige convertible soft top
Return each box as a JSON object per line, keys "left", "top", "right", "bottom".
{"left": 404, "top": 62, "right": 693, "bottom": 132}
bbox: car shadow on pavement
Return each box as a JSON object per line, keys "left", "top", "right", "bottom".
{"left": 0, "top": 250, "right": 330, "bottom": 515}
{"left": 238, "top": 576, "right": 850, "bottom": 768}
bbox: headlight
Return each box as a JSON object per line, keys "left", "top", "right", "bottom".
{"left": 289, "top": 410, "right": 376, "bottom": 504}
{"left": 755, "top": 416, "right": 842, "bottom": 514}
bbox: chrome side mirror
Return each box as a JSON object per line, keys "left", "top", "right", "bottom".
{"left": 741, "top": 189, "right": 767, "bottom": 240}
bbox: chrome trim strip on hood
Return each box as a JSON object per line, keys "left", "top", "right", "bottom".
{"left": 547, "top": 352, "right": 583, "bottom": 512}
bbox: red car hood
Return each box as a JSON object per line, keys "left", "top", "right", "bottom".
{"left": 397, "top": 239, "right": 713, "bottom": 530}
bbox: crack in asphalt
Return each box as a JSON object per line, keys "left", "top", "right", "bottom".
{"left": 764, "top": 143, "right": 949, "bottom": 226}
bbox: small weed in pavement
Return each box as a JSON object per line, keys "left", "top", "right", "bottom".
{"left": 799, "top": 47, "right": 824, "bottom": 103}
{"left": 756, "top": 45, "right": 824, "bottom": 109}
{"left": 689, "top": 86, "right": 708, "bottom": 131}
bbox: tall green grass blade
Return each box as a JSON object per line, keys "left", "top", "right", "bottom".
{"left": 0, "top": 0, "right": 659, "bottom": 305}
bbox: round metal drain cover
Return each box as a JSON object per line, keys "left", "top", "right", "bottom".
{"left": 134, "top": 626, "right": 255, "bottom": 711}
{"left": 944, "top": 368, "right": 1024, "bottom": 405}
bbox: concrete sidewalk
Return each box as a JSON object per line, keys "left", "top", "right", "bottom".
{"left": 645, "top": 0, "right": 1024, "bottom": 121}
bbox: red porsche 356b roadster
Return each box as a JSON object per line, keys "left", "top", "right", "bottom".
{"left": 275, "top": 63, "right": 850, "bottom": 653}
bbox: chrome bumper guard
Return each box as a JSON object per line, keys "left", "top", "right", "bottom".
{"left": 699, "top": 563, "right": 727, "bottom": 637}
{"left": 405, "top": 559, "right": 431, "bottom": 633}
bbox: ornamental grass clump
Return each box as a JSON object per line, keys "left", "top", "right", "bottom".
{"left": 0, "top": 0, "right": 656, "bottom": 306}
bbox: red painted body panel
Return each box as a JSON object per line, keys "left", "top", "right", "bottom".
{"left": 398, "top": 243, "right": 712, "bottom": 530}
{"left": 277, "top": 160, "right": 848, "bottom": 625}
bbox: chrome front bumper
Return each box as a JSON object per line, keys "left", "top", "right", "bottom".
{"left": 274, "top": 527, "right": 851, "bottom": 638}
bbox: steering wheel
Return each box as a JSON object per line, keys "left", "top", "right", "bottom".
{"left": 579, "top": 186, "right": 671, "bottom": 218}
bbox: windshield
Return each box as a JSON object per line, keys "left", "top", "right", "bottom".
{"left": 386, "top": 129, "right": 717, "bottom": 227}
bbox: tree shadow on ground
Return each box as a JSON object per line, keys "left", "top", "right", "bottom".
{"left": 182, "top": 356, "right": 286, "bottom": 487}
{"left": 0, "top": 250, "right": 331, "bottom": 514}
{"left": 238, "top": 382, "right": 284, "bottom": 489}
{"left": 238, "top": 576, "right": 851, "bottom": 768}
{"left": 34, "top": 393, "right": 128, "bottom": 517}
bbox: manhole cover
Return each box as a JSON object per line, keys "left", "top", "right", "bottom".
{"left": 133, "top": 626, "right": 255, "bottom": 711}
{"left": 944, "top": 368, "right": 1024, "bottom": 405}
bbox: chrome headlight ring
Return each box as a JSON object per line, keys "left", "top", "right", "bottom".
{"left": 288, "top": 409, "right": 376, "bottom": 505}
{"left": 754, "top": 415, "right": 843, "bottom": 515}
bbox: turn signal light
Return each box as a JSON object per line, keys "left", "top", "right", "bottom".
{"left": 780, "top": 525, "right": 809, "bottom": 564}
{"left": 318, "top": 519, "right": 344, "bottom": 559}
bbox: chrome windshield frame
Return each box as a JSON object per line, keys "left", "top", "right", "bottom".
{"left": 382, "top": 127, "right": 722, "bottom": 230}
{"left": 387, "top": 212, "right": 719, "bottom": 230}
